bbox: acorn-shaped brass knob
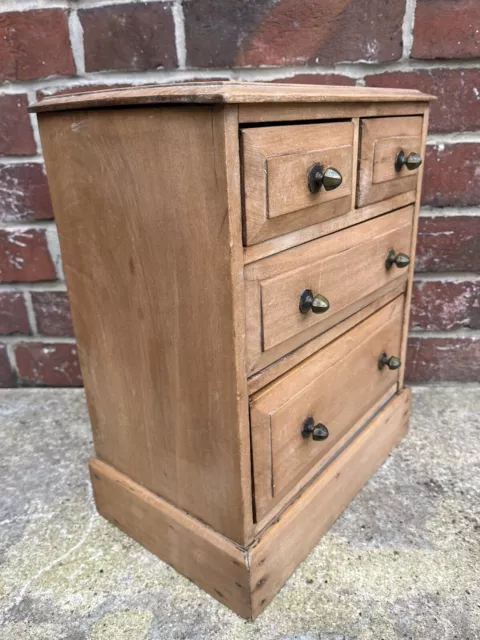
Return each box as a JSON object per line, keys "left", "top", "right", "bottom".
{"left": 299, "top": 289, "right": 330, "bottom": 314}
{"left": 301, "top": 417, "right": 329, "bottom": 441}
{"left": 378, "top": 353, "right": 401, "bottom": 371}
{"left": 395, "top": 150, "right": 422, "bottom": 172}
{"left": 385, "top": 249, "right": 410, "bottom": 270}
{"left": 307, "top": 163, "right": 342, "bottom": 193}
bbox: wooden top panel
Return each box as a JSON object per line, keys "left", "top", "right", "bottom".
{"left": 30, "top": 81, "right": 435, "bottom": 113}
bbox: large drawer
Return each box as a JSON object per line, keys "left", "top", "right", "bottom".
{"left": 245, "top": 205, "right": 413, "bottom": 374}
{"left": 250, "top": 296, "right": 404, "bottom": 521}
{"left": 241, "top": 121, "right": 354, "bottom": 245}
{"left": 357, "top": 116, "right": 423, "bottom": 207}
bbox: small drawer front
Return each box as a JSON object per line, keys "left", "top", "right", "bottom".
{"left": 245, "top": 205, "right": 413, "bottom": 374}
{"left": 242, "top": 121, "right": 354, "bottom": 245}
{"left": 251, "top": 296, "right": 404, "bottom": 521}
{"left": 357, "top": 116, "right": 424, "bottom": 207}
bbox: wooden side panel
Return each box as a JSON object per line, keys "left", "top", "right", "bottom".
{"left": 90, "top": 459, "right": 252, "bottom": 618}
{"left": 249, "top": 388, "right": 412, "bottom": 618}
{"left": 38, "top": 105, "right": 252, "bottom": 545}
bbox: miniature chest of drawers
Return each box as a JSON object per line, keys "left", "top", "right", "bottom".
{"left": 33, "top": 82, "right": 433, "bottom": 619}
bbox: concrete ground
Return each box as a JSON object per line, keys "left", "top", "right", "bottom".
{"left": 0, "top": 387, "right": 479, "bottom": 640}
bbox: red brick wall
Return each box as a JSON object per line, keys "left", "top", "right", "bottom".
{"left": 0, "top": 0, "right": 479, "bottom": 386}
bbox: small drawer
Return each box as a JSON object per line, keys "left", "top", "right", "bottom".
{"left": 357, "top": 116, "right": 424, "bottom": 207}
{"left": 241, "top": 121, "right": 354, "bottom": 245}
{"left": 250, "top": 296, "right": 404, "bottom": 521}
{"left": 245, "top": 205, "right": 413, "bottom": 374}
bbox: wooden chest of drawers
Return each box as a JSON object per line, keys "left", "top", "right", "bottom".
{"left": 33, "top": 82, "right": 433, "bottom": 619}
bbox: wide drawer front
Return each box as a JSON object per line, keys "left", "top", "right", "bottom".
{"left": 245, "top": 205, "right": 413, "bottom": 374}
{"left": 241, "top": 121, "right": 354, "bottom": 245}
{"left": 250, "top": 296, "right": 404, "bottom": 521}
{"left": 357, "top": 116, "right": 423, "bottom": 207}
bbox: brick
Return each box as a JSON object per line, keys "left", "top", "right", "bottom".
{"left": 423, "top": 145, "right": 480, "bottom": 207}
{"left": 0, "top": 164, "right": 54, "bottom": 223}
{"left": 80, "top": 3, "right": 177, "bottom": 72}
{"left": 184, "top": 0, "right": 405, "bottom": 67}
{"left": 365, "top": 69, "right": 480, "bottom": 133}
{"left": 0, "top": 95, "right": 36, "bottom": 156}
{"left": 273, "top": 74, "right": 355, "bottom": 86}
{"left": 411, "top": 280, "right": 480, "bottom": 331}
{"left": 416, "top": 216, "right": 480, "bottom": 273}
{"left": 0, "top": 343, "right": 16, "bottom": 387}
{"left": 0, "top": 9, "right": 75, "bottom": 82}
{"left": 32, "top": 291, "right": 74, "bottom": 337}
{"left": 406, "top": 337, "right": 480, "bottom": 383}
{"left": 0, "top": 293, "right": 30, "bottom": 335}
{"left": 15, "top": 342, "right": 82, "bottom": 387}
{"left": 412, "top": 0, "right": 480, "bottom": 59}
{"left": 0, "top": 229, "right": 56, "bottom": 283}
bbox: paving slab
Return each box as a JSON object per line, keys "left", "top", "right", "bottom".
{"left": 0, "top": 386, "right": 479, "bottom": 639}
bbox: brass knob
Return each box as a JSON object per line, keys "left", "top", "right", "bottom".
{"left": 385, "top": 249, "right": 410, "bottom": 270}
{"left": 307, "top": 163, "right": 342, "bottom": 193}
{"left": 395, "top": 150, "right": 422, "bottom": 172}
{"left": 302, "top": 417, "right": 329, "bottom": 441}
{"left": 378, "top": 353, "right": 401, "bottom": 371}
{"left": 299, "top": 289, "right": 330, "bottom": 314}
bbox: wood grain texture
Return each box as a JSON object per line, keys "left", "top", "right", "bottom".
{"left": 399, "top": 108, "right": 431, "bottom": 389}
{"left": 241, "top": 121, "right": 353, "bottom": 244}
{"left": 249, "top": 387, "right": 412, "bottom": 618}
{"left": 31, "top": 82, "right": 435, "bottom": 113}
{"left": 243, "top": 190, "right": 417, "bottom": 265}
{"left": 245, "top": 206, "right": 414, "bottom": 374}
{"left": 247, "top": 281, "right": 406, "bottom": 394}
{"left": 239, "top": 101, "right": 429, "bottom": 124}
{"left": 251, "top": 297, "right": 404, "bottom": 520}
{"left": 90, "top": 458, "right": 252, "bottom": 618}
{"left": 38, "top": 105, "right": 252, "bottom": 545}
{"left": 357, "top": 116, "right": 423, "bottom": 207}
{"left": 252, "top": 382, "right": 397, "bottom": 535}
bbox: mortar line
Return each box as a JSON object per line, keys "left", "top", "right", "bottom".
{"left": 408, "top": 329, "right": 480, "bottom": 338}
{"left": 22, "top": 290, "right": 38, "bottom": 334}
{"left": 68, "top": 8, "right": 86, "bottom": 76}
{"left": 402, "top": 0, "right": 417, "bottom": 60}
{"left": 172, "top": 0, "right": 187, "bottom": 70}
{"left": 0, "top": 335, "right": 76, "bottom": 345}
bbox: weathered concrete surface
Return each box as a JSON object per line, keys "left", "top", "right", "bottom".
{"left": 0, "top": 387, "right": 479, "bottom": 639}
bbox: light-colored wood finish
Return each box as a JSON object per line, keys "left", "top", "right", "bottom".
{"left": 248, "top": 281, "right": 406, "bottom": 394}
{"left": 90, "top": 458, "right": 252, "bottom": 617}
{"left": 35, "top": 84, "right": 431, "bottom": 620}
{"left": 239, "top": 101, "right": 429, "bottom": 124}
{"left": 357, "top": 116, "right": 423, "bottom": 207}
{"left": 38, "top": 105, "right": 252, "bottom": 545}
{"left": 90, "top": 387, "right": 410, "bottom": 619}
{"left": 245, "top": 206, "right": 414, "bottom": 374}
{"left": 253, "top": 382, "right": 397, "bottom": 535}
{"left": 250, "top": 387, "right": 411, "bottom": 617}
{"left": 241, "top": 122, "right": 354, "bottom": 244}
{"left": 243, "top": 189, "right": 417, "bottom": 265}
{"left": 251, "top": 297, "right": 404, "bottom": 520}
{"left": 31, "top": 82, "right": 434, "bottom": 113}
{"left": 399, "top": 109, "right": 431, "bottom": 389}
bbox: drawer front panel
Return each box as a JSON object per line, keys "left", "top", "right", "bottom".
{"left": 357, "top": 116, "right": 423, "bottom": 207}
{"left": 242, "top": 122, "right": 354, "bottom": 245}
{"left": 251, "top": 296, "right": 404, "bottom": 520}
{"left": 245, "top": 205, "right": 413, "bottom": 374}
